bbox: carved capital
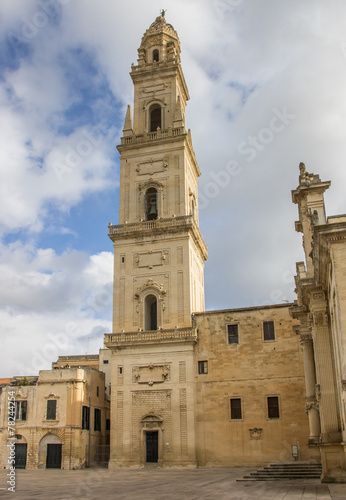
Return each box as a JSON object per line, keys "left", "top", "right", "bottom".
{"left": 305, "top": 395, "right": 319, "bottom": 413}
{"left": 300, "top": 333, "right": 313, "bottom": 348}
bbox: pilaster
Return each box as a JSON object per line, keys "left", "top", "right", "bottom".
{"left": 309, "top": 289, "right": 341, "bottom": 444}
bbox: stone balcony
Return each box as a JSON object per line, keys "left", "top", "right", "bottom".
{"left": 109, "top": 215, "right": 191, "bottom": 237}
{"left": 104, "top": 327, "right": 198, "bottom": 348}
{"left": 119, "top": 126, "right": 185, "bottom": 147}
{"left": 108, "top": 215, "right": 208, "bottom": 259}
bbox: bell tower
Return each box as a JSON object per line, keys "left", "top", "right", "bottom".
{"left": 105, "top": 13, "right": 207, "bottom": 468}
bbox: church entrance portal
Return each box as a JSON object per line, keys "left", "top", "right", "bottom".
{"left": 146, "top": 431, "right": 158, "bottom": 463}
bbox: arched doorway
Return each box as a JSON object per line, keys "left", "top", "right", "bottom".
{"left": 149, "top": 104, "right": 162, "bottom": 132}
{"left": 145, "top": 294, "right": 158, "bottom": 331}
{"left": 39, "top": 433, "right": 62, "bottom": 469}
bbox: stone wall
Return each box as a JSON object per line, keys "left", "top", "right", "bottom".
{"left": 194, "top": 304, "right": 312, "bottom": 466}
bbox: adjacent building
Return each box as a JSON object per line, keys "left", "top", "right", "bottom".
{"left": 0, "top": 362, "right": 109, "bottom": 469}
{"left": 290, "top": 164, "right": 346, "bottom": 481}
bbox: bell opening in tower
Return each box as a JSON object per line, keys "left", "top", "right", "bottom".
{"left": 145, "top": 188, "right": 158, "bottom": 220}
{"left": 145, "top": 295, "right": 158, "bottom": 331}
{"left": 150, "top": 104, "right": 162, "bottom": 132}
{"left": 153, "top": 49, "right": 159, "bottom": 62}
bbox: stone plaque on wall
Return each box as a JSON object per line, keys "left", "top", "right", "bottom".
{"left": 133, "top": 250, "right": 169, "bottom": 269}
{"left": 136, "top": 159, "right": 168, "bottom": 176}
{"left": 132, "top": 363, "right": 171, "bottom": 386}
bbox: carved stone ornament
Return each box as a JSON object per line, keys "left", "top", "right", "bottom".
{"left": 312, "top": 292, "right": 324, "bottom": 301}
{"left": 249, "top": 428, "right": 263, "bottom": 440}
{"left": 313, "top": 312, "right": 328, "bottom": 327}
{"left": 132, "top": 363, "right": 171, "bottom": 385}
{"left": 137, "top": 160, "right": 167, "bottom": 177}
{"left": 141, "top": 413, "right": 163, "bottom": 429}
{"left": 134, "top": 279, "right": 167, "bottom": 298}
{"left": 315, "top": 384, "right": 321, "bottom": 402}
{"left": 133, "top": 250, "right": 169, "bottom": 269}
{"left": 305, "top": 395, "right": 319, "bottom": 413}
{"left": 141, "top": 83, "right": 169, "bottom": 95}
{"left": 305, "top": 401, "right": 319, "bottom": 413}
{"left": 299, "top": 333, "right": 313, "bottom": 348}
{"left": 44, "top": 393, "right": 60, "bottom": 400}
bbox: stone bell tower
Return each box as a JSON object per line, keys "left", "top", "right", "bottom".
{"left": 105, "top": 13, "right": 207, "bottom": 468}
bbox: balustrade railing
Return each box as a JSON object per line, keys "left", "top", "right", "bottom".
{"left": 108, "top": 215, "right": 193, "bottom": 237}
{"left": 121, "top": 127, "right": 185, "bottom": 146}
{"left": 104, "top": 327, "right": 197, "bottom": 345}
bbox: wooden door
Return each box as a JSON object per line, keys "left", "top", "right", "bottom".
{"left": 46, "top": 444, "right": 62, "bottom": 469}
{"left": 146, "top": 431, "right": 158, "bottom": 463}
{"left": 14, "top": 443, "right": 27, "bottom": 469}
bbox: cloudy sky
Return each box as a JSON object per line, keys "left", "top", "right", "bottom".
{"left": 1, "top": 0, "right": 346, "bottom": 377}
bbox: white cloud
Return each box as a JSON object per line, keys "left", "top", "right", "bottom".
{"left": 0, "top": 242, "right": 113, "bottom": 376}
{"left": 1, "top": 0, "right": 346, "bottom": 376}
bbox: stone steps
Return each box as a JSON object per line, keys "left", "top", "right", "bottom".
{"left": 237, "top": 462, "right": 322, "bottom": 482}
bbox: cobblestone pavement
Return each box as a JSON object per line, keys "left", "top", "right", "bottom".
{"left": 1, "top": 467, "right": 346, "bottom": 500}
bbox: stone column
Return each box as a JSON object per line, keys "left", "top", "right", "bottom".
{"left": 310, "top": 291, "right": 341, "bottom": 443}
{"left": 300, "top": 331, "right": 321, "bottom": 442}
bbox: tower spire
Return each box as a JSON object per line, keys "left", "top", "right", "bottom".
{"left": 122, "top": 105, "right": 133, "bottom": 137}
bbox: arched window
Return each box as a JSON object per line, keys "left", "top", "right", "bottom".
{"left": 145, "top": 188, "right": 158, "bottom": 220}
{"left": 145, "top": 295, "right": 158, "bottom": 331}
{"left": 150, "top": 104, "right": 161, "bottom": 132}
{"left": 153, "top": 49, "right": 159, "bottom": 62}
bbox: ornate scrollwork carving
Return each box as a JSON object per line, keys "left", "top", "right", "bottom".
{"left": 132, "top": 363, "right": 171, "bottom": 385}
{"left": 249, "top": 428, "right": 263, "bottom": 440}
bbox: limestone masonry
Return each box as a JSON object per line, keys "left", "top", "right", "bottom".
{"left": 1, "top": 14, "right": 345, "bottom": 482}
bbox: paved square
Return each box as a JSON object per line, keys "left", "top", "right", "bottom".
{"left": 1, "top": 468, "right": 345, "bottom": 500}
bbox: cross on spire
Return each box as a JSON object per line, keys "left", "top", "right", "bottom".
{"left": 161, "top": 9, "right": 166, "bottom": 17}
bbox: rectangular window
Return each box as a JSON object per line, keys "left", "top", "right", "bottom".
{"left": 106, "top": 418, "right": 110, "bottom": 431}
{"left": 198, "top": 361, "right": 208, "bottom": 374}
{"left": 230, "top": 398, "right": 242, "bottom": 419}
{"left": 103, "top": 360, "right": 109, "bottom": 365}
{"left": 94, "top": 408, "right": 101, "bottom": 431}
{"left": 97, "top": 386, "right": 99, "bottom": 397}
{"left": 267, "top": 396, "right": 280, "bottom": 419}
{"left": 46, "top": 400, "right": 57, "bottom": 420}
{"left": 82, "top": 405, "right": 90, "bottom": 430}
{"left": 227, "top": 324, "right": 239, "bottom": 344}
{"left": 15, "top": 401, "right": 27, "bottom": 421}
{"left": 263, "top": 321, "right": 275, "bottom": 341}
